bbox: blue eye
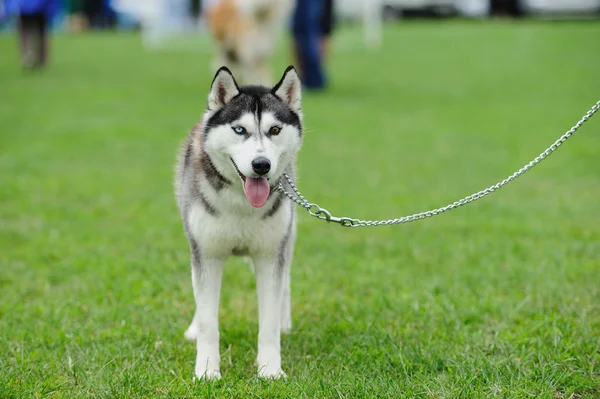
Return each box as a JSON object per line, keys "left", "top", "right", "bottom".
{"left": 232, "top": 126, "right": 247, "bottom": 135}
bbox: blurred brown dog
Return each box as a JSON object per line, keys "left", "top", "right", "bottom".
{"left": 205, "top": 0, "right": 293, "bottom": 86}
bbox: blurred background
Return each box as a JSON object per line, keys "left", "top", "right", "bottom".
{"left": 1, "top": 1, "right": 600, "bottom": 397}
{"left": 2, "top": 0, "right": 600, "bottom": 31}
{"left": 2, "top": 1, "right": 600, "bottom": 43}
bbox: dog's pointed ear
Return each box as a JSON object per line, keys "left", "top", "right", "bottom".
{"left": 272, "top": 66, "right": 301, "bottom": 113}
{"left": 208, "top": 67, "right": 240, "bottom": 110}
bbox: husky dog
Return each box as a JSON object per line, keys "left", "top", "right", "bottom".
{"left": 204, "top": 0, "right": 294, "bottom": 86}
{"left": 175, "top": 66, "right": 302, "bottom": 379}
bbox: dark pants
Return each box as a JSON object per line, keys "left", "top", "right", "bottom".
{"left": 292, "top": 0, "right": 326, "bottom": 90}
{"left": 321, "top": 0, "right": 335, "bottom": 38}
{"left": 491, "top": 0, "right": 522, "bottom": 16}
{"left": 190, "top": 0, "right": 202, "bottom": 19}
{"left": 18, "top": 12, "right": 48, "bottom": 68}
{"left": 84, "top": 0, "right": 115, "bottom": 29}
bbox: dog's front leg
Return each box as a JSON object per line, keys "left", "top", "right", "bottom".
{"left": 186, "top": 253, "right": 224, "bottom": 380}
{"left": 280, "top": 258, "right": 292, "bottom": 334}
{"left": 254, "top": 255, "right": 286, "bottom": 379}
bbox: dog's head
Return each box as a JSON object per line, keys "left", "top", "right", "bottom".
{"left": 202, "top": 66, "right": 303, "bottom": 208}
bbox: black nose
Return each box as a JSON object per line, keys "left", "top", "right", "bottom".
{"left": 251, "top": 156, "right": 271, "bottom": 176}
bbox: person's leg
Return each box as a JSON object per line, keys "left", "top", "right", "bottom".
{"left": 320, "top": 0, "right": 334, "bottom": 63}
{"left": 18, "top": 14, "right": 38, "bottom": 68}
{"left": 292, "top": 0, "right": 326, "bottom": 90}
{"left": 32, "top": 12, "right": 48, "bottom": 68}
{"left": 84, "top": 0, "right": 101, "bottom": 28}
{"left": 38, "top": 13, "right": 49, "bottom": 67}
{"left": 17, "top": 15, "right": 29, "bottom": 67}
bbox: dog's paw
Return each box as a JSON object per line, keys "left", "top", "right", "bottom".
{"left": 194, "top": 368, "right": 222, "bottom": 381}
{"left": 256, "top": 353, "right": 286, "bottom": 379}
{"left": 194, "top": 342, "right": 220, "bottom": 382}
{"left": 258, "top": 366, "right": 287, "bottom": 380}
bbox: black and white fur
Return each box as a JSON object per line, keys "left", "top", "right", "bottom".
{"left": 175, "top": 66, "right": 303, "bottom": 379}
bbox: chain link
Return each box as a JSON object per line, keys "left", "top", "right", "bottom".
{"left": 277, "top": 100, "right": 600, "bottom": 228}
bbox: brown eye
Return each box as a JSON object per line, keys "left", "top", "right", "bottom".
{"left": 269, "top": 126, "right": 281, "bottom": 135}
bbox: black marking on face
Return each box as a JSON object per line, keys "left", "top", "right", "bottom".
{"left": 205, "top": 85, "right": 302, "bottom": 139}
{"left": 200, "top": 152, "right": 231, "bottom": 191}
{"left": 253, "top": 95, "right": 265, "bottom": 143}
{"left": 254, "top": 90, "right": 263, "bottom": 128}
{"left": 262, "top": 94, "right": 301, "bottom": 136}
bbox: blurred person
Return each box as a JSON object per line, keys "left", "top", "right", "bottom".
{"left": 291, "top": 0, "right": 327, "bottom": 90}
{"left": 190, "top": 0, "right": 202, "bottom": 25}
{"left": 320, "top": 0, "right": 334, "bottom": 63}
{"left": 293, "top": 0, "right": 335, "bottom": 65}
{"left": 84, "top": 0, "right": 115, "bottom": 29}
{"left": 65, "top": 0, "right": 114, "bottom": 31}
{"left": 491, "top": 0, "right": 522, "bottom": 17}
{"left": 3, "top": 0, "right": 60, "bottom": 70}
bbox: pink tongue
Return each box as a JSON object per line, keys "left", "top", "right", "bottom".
{"left": 244, "top": 177, "right": 270, "bottom": 208}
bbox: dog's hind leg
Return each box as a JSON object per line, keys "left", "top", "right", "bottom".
{"left": 185, "top": 243, "right": 224, "bottom": 380}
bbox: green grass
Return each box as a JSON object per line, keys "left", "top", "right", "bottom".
{"left": 1, "top": 20, "right": 600, "bottom": 398}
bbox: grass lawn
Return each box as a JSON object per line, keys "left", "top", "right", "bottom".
{"left": 1, "top": 20, "right": 600, "bottom": 398}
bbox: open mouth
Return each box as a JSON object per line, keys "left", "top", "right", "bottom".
{"left": 230, "top": 158, "right": 271, "bottom": 208}
{"left": 231, "top": 158, "right": 246, "bottom": 182}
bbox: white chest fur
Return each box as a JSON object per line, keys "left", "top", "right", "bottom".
{"left": 187, "top": 189, "right": 292, "bottom": 260}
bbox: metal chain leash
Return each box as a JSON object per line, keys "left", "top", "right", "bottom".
{"left": 276, "top": 100, "right": 600, "bottom": 228}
